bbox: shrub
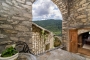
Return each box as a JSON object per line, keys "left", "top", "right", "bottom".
{"left": 54, "top": 37, "right": 61, "bottom": 47}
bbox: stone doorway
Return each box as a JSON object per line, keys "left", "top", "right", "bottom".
{"left": 69, "top": 29, "right": 90, "bottom": 56}
{"left": 78, "top": 32, "right": 90, "bottom": 49}
{"left": 78, "top": 31, "right": 90, "bottom": 56}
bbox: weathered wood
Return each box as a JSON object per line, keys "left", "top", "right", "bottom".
{"left": 69, "top": 29, "right": 78, "bottom": 53}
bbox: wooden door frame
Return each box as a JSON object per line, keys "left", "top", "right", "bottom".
{"left": 69, "top": 29, "right": 78, "bottom": 53}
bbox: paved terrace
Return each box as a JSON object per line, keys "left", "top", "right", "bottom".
{"left": 37, "top": 49, "right": 86, "bottom": 60}
{"left": 17, "top": 48, "right": 90, "bottom": 60}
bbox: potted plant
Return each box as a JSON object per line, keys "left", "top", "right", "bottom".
{"left": 0, "top": 44, "right": 18, "bottom": 60}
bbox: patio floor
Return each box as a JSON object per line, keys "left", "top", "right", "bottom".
{"left": 37, "top": 49, "right": 86, "bottom": 60}
{"left": 78, "top": 48, "right": 90, "bottom": 56}
{"left": 16, "top": 49, "right": 90, "bottom": 60}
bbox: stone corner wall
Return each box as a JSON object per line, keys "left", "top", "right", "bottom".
{"left": 52, "top": 0, "right": 90, "bottom": 51}
{"left": 52, "top": 0, "right": 69, "bottom": 50}
{"left": 0, "top": 0, "right": 35, "bottom": 52}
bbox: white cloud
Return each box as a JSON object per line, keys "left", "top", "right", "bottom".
{"left": 32, "top": 0, "right": 62, "bottom": 21}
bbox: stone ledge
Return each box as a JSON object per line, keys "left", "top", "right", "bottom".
{"left": 0, "top": 41, "right": 12, "bottom": 45}
{"left": 0, "top": 17, "right": 7, "bottom": 20}
{"left": 0, "top": 34, "right": 7, "bottom": 38}
{"left": 0, "top": 24, "right": 13, "bottom": 29}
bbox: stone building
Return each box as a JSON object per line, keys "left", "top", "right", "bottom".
{"left": 32, "top": 22, "right": 54, "bottom": 55}
{"left": 52, "top": 0, "right": 90, "bottom": 55}
{"left": 0, "top": 0, "right": 34, "bottom": 52}
{"left": 0, "top": 0, "right": 90, "bottom": 56}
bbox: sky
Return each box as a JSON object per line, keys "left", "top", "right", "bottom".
{"left": 32, "top": 0, "right": 62, "bottom": 21}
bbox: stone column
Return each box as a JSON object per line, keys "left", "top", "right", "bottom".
{"left": 52, "top": 0, "right": 69, "bottom": 50}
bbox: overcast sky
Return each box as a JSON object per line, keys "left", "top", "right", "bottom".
{"left": 32, "top": 0, "right": 62, "bottom": 21}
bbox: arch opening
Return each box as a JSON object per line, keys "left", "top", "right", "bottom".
{"left": 32, "top": 0, "right": 63, "bottom": 55}
{"left": 78, "top": 31, "right": 90, "bottom": 56}
{"left": 78, "top": 32, "right": 90, "bottom": 49}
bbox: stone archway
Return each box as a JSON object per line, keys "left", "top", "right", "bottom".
{"left": 33, "top": 0, "right": 75, "bottom": 51}
{"left": 69, "top": 28, "right": 90, "bottom": 55}
{"left": 78, "top": 29, "right": 90, "bottom": 56}
{"left": 52, "top": 0, "right": 70, "bottom": 50}
{"left": 0, "top": 0, "right": 90, "bottom": 54}
{"left": 52, "top": 0, "right": 90, "bottom": 52}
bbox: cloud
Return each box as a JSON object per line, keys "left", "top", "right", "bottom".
{"left": 32, "top": 0, "right": 62, "bottom": 21}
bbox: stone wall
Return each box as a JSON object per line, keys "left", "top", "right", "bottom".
{"left": 32, "top": 23, "right": 54, "bottom": 55}
{"left": 68, "top": 0, "right": 89, "bottom": 27}
{"left": 67, "top": 0, "right": 90, "bottom": 51}
{"left": 52, "top": 0, "right": 69, "bottom": 50}
{"left": 52, "top": 0, "right": 90, "bottom": 51}
{"left": 0, "top": 0, "right": 90, "bottom": 54}
{"left": 0, "top": 0, "right": 35, "bottom": 52}
{"left": 78, "top": 29, "right": 90, "bottom": 35}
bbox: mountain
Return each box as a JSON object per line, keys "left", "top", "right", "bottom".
{"left": 33, "top": 19, "right": 62, "bottom": 36}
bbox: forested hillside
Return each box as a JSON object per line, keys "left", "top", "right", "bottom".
{"left": 33, "top": 19, "right": 62, "bottom": 36}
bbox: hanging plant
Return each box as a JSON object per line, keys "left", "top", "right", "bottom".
{"left": 41, "top": 30, "right": 47, "bottom": 44}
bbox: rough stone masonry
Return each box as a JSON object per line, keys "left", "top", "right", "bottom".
{"left": 0, "top": 0, "right": 90, "bottom": 54}
{"left": 0, "top": 0, "right": 35, "bottom": 52}
{"left": 52, "top": 0, "right": 90, "bottom": 51}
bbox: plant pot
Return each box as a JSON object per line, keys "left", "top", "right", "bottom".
{"left": 0, "top": 53, "right": 18, "bottom": 60}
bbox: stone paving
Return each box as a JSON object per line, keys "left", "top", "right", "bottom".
{"left": 86, "top": 58, "right": 90, "bottom": 60}
{"left": 37, "top": 49, "right": 86, "bottom": 60}
{"left": 15, "top": 49, "right": 90, "bottom": 60}
{"left": 78, "top": 54, "right": 90, "bottom": 60}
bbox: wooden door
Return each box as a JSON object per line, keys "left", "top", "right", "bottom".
{"left": 69, "top": 29, "right": 78, "bottom": 53}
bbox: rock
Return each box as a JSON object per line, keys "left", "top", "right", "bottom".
{"left": 6, "top": 0, "right": 13, "bottom": 5}
{"left": 79, "top": 0, "right": 86, "bottom": 5}
{"left": 77, "top": 7, "right": 86, "bottom": 11}
{"left": 26, "top": 2, "right": 32, "bottom": 5}
{"left": 0, "top": 41, "right": 12, "bottom": 44}
{"left": 81, "top": 19, "right": 87, "bottom": 23}
{"left": 4, "top": 29, "right": 17, "bottom": 33}
{"left": 0, "top": 21, "right": 4, "bottom": 24}
{"left": 10, "top": 37, "right": 18, "bottom": 41}
{"left": 0, "top": 34, "right": 7, "bottom": 38}
{"left": 82, "top": 3, "right": 89, "bottom": 7}
{"left": 21, "top": 4, "right": 31, "bottom": 9}
{"left": 2, "top": 2, "right": 11, "bottom": 8}
{"left": 12, "top": 16, "right": 25, "bottom": 20}
{"left": 23, "top": 13, "right": 31, "bottom": 18}
{"left": 11, "top": 21, "right": 19, "bottom": 24}
{"left": 87, "top": 5, "right": 90, "bottom": 8}
{"left": 12, "top": 0, "right": 18, "bottom": 6}
{"left": 31, "top": 0, "right": 35, "bottom": 3}
{"left": 21, "top": 21, "right": 32, "bottom": 26}
{"left": 0, "top": 17, "right": 7, "bottom": 20}
{"left": 0, "top": 24, "right": 13, "bottom": 29}
{"left": 15, "top": 25, "right": 29, "bottom": 31}
{"left": 3, "top": 7, "right": 9, "bottom": 11}
{"left": 16, "top": 0, "right": 25, "bottom": 4}
{"left": 19, "top": 37, "right": 25, "bottom": 42}
{"left": 17, "top": 32, "right": 31, "bottom": 37}
{"left": 77, "top": 15, "right": 86, "bottom": 19}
